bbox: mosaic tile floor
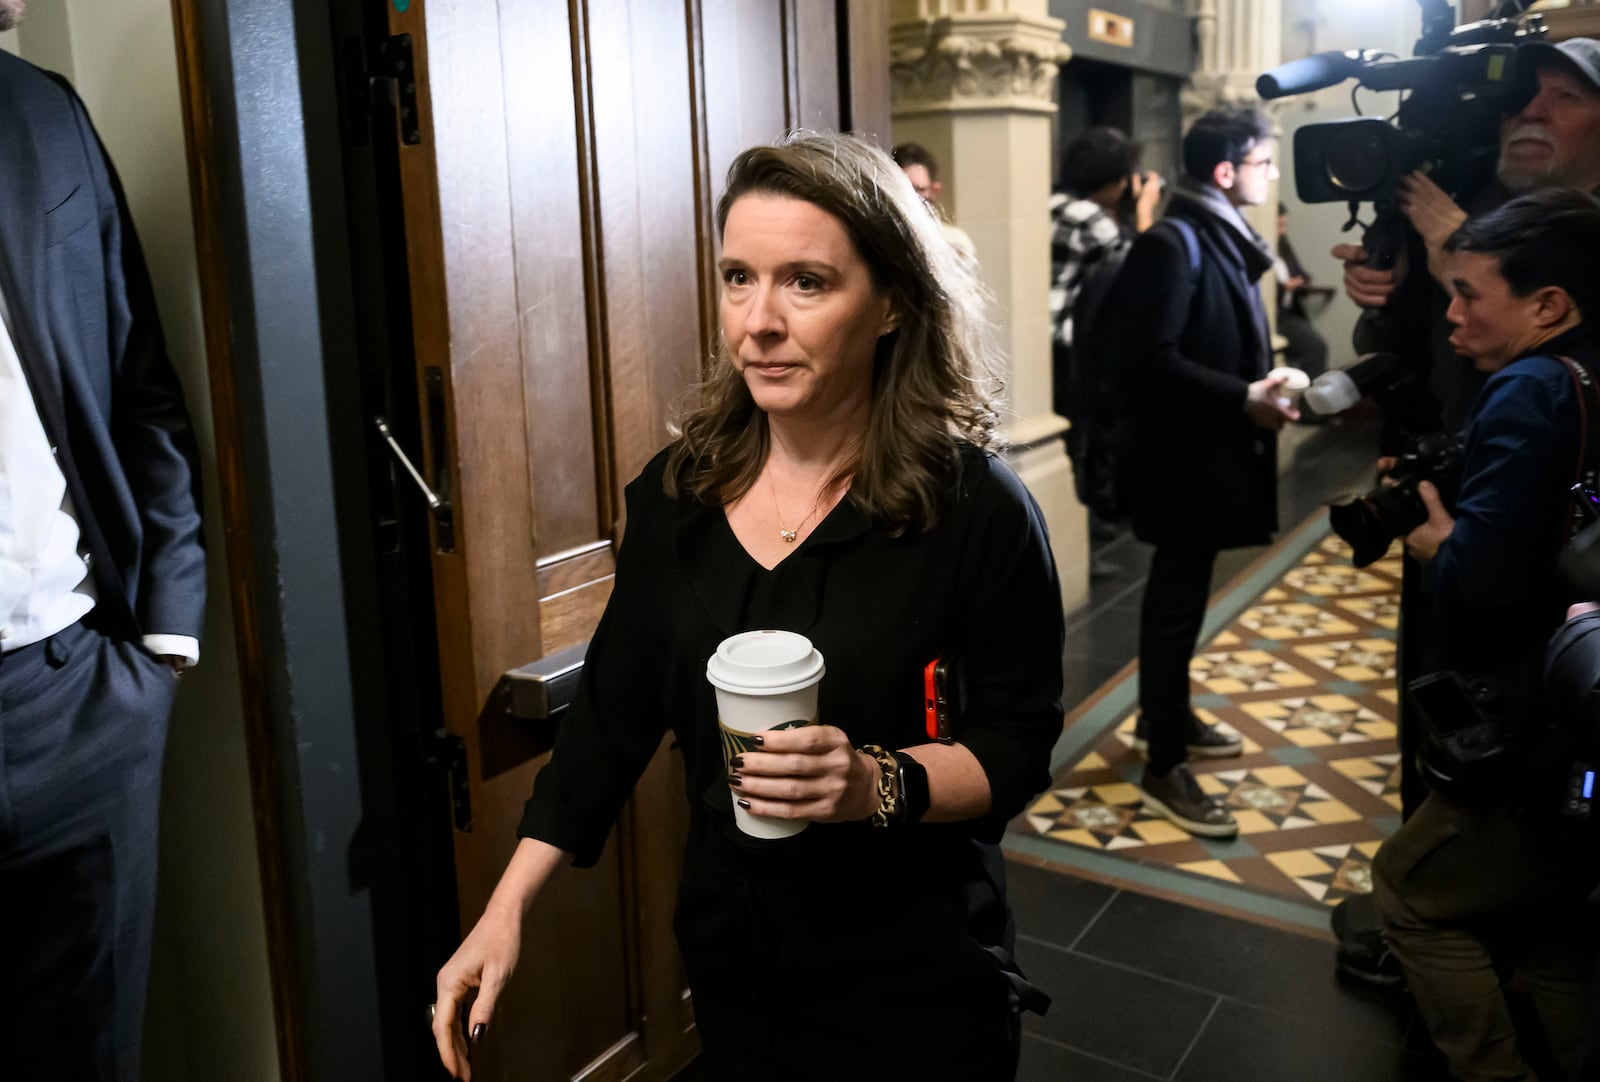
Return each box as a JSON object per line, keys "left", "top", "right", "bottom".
{"left": 1020, "top": 530, "right": 1405, "bottom": 914}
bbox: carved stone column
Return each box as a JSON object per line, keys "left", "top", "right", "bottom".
{"left": 889, "top": 0, "right": 1089, "bottom": 611}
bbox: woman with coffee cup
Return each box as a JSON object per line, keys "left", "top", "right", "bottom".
{"left": 433, "top": 131, "right": 1065, "bottom": 1080}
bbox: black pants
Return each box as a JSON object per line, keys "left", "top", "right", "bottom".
{"left": 676, "top": 819, "right": 1023, "bottom": 1080}
{"left": 1373, "top": 795, "right": 1600, "bottom": 1081}
{"left": 0, "top": 621, "right": 178, "bottom": 1082}
{"left": 1055, "top": 341, "right": 1123, "bottom": 524}
{"left": 1139, "top": 544, "right": 1219, "bottom": 775}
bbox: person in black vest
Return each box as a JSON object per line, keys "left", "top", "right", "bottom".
{"left": 1372, "top": 189, "right": 1600, "bottom": 1082}
{"left": 0, "top": 12, "right": 207, "bottom": 1081}
{"left": 1100, "top": 102, "right": 1297, "bottom": 838}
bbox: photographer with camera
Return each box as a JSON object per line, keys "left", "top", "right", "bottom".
{"left": 1370, "top": 188, "right": 1600, "bottom": 1082}
{"left": 1317, "top": 37, "right": 1600, "bottom": 988}
{"left": 1049, "top": 127, "right": 1164, "bottom": 543}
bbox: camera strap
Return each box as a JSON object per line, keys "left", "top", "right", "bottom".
{"left": 1557, "top": 354, "right": 1600, "bottom": 542}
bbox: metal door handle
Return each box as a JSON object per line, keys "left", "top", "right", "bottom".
{"left": 501, "top": 642, "right": 587, "bottom": 722}
{"left": 374, "top": 416, "right": 441, "bottom": 508}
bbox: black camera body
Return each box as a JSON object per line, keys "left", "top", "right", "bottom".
{"left": 1329, "top": 431, "right": 1463, "bottom": 568}
{"left": 1544, "top": 611, "right": 1600, "bottom": 822}
{"left": 1408, "top": 671, "right": 1518, "bottom": 802}
{"left": 1259, "top": 0, "right": 1543, "bottom": 218}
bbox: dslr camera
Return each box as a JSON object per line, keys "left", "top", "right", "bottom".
{"left": 1329, "top": 431, "right": 1463, "bottom": 568}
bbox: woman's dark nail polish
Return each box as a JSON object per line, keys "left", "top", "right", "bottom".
{"left": 751, "top": 734, "right": 764, "bottom": 746}
{"left": 730, "top": 755, "right": 745, "bottom": 769}
{"left": 728, "top": 773, "right": 743, "bottom": 788}
{"left": 737, "top": 798, "right": 752, "bottom": 810}
{"left": 471, "top": 1022, "right": 486, "bottom": 1045}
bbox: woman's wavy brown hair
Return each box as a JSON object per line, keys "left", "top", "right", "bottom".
{"left": 663, "top": 130, "right": 1004, "bottom": 534}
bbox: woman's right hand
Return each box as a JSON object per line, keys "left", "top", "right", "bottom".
{"left": 433, "top": 902, "right": 524, "bottom": 1080}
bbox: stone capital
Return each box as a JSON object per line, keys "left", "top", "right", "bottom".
{"left": 890, "top": 13, "right": 1072, "bottom": 117}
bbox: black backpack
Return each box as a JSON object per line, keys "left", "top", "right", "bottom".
{"left": 1070, "top": 217, "right": 1201, "bottom": 420}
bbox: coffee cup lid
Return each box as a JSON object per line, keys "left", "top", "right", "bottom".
{"left": 1272, "top": 366, "right": 1310, "bottom": 390}
{"left": 706, "top": 630, "right": 825, "bottom": 695}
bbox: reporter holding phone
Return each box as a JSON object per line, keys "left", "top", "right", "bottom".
{"left": 431, "top": 132, "right": 1065, "bottom": 1081}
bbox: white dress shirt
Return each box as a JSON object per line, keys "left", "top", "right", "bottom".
{"left": 0, "top": 286, "right": 197, "bottom": 662}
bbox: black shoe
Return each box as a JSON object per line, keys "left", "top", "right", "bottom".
{"left": 1331, "top": 894, "right": 1404, "bottom": 988}
{"left": 1139, "top": 764, "right": 1239, "bottom": 838}
{"left": 1132, "top": 715, "right": 1244, "bottom": 759}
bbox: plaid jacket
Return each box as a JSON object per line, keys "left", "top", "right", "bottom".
{"left": 1048, "top": 193, "right": 1127, "bottom": 347}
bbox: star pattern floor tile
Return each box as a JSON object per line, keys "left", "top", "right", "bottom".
{"left": 1331, "top": 752, "right": 1404, "bottom": 812}
{"left": 1280, "top": 563, "right": 1394, "bottom": 596}
{"left": 1292, "top": 639, "right": 1397, "bottom": 683}
{"left": 1266, "top": 841, "right": 1383, "bottom": 905}
{"left": 1235, "top": 602, "right": 1361, "bottom": 640}
{"left": 1190, "top": 649, "right": 1320, "bottom": 694}
{"left": 1020, "top": 520, "right": 1406, "bottom": 914}
{"left": 1241, "top": 695, "right": 1397, "bottom": 747}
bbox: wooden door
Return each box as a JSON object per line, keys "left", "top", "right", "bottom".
{"left": 376, "top": 2, "right": 884, "bottom": 1078}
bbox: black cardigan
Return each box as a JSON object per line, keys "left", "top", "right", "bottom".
{"left": 519, "top": 443, "right": 1065, "bottom": 869}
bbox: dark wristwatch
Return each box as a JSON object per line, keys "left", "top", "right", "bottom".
{"left": 859, "top": 745, "right": 931, "bottom": 828}
{"left": 894, "top": 750, "right": 931, "bottom": 826}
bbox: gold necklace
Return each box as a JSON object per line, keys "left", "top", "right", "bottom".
{"left": 768, "top": 472, "right": 824, "bottom": 543}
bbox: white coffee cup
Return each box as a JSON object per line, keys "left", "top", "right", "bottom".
{"left": 1271, "top": 366, "right": 1310, "bottom": 411}
{"left": 706, "top": 630, "right": 826, "bottom": 839}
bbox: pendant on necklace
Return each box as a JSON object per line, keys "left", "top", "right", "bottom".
{"left": 779, "top": 529, "right": 797, "bottom": 543}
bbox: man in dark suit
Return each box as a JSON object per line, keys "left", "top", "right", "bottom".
{"left": 0, "top": 11, "right": 207, "bottom": 1080}
{"left": 1102, "top": 102, "right": 1296, "bottom": 838}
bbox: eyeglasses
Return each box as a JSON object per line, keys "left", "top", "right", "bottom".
{"left": 1237, "top": 155, "right": 1276, "bottom": 170}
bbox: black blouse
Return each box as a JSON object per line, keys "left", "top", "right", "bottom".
{"left": 518, "top": 443, "right": 1065, "bottom": 872}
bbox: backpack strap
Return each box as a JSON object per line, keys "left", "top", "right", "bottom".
{"left": 1161, "top": 217, "right": 1203, "bottom": 277}
{"left": 1558, "top": 354, "right": 1600, "bottom": 541}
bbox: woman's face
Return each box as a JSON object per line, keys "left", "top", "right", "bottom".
{"left": 719, "top": 194, "right": 895, "bottom": 429}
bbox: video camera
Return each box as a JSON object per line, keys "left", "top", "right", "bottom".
{"left": 1258, "top": 0, "right": 1544, "bottom": 259}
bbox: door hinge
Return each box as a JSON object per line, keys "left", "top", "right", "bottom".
{"left": 344, "top": 32, "right": 422, "bottom": 147}
{"left": 374, "top": 34, "right": 422, "bottom": 146}
{"left": 424, "top": 729, "right": 473, "bottom": 833}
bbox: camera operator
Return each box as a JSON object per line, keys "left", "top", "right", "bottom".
{"left": 1335, "top": 39, "right": 1600, "bottom": 440}
{"left": 1370, "top": 189, "right": 1600, "bottom": 1082}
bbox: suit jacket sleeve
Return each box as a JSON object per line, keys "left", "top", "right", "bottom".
{"left": 68, "top": 84, "right": 207, "bottom": 640}
{"left": 1108, "top": 225, "right": 1250, "bottom": 417}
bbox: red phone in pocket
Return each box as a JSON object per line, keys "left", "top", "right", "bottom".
{"left": 924, "top": 657, "right": 954, "bottom": 743}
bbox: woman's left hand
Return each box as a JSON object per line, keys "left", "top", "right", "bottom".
{"left": 729, "top": 724, "right": 882, "bottom": 823}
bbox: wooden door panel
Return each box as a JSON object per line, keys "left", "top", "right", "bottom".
{"left": 501, "top": 0, "right": 605, "bottom": 561}
{"left": 793, "top": 1, "right": 842, "bottom": 130}
{"left": 588, "top": 0, "right": 708, "bottom": 500}
{"left": 701, "top": 0, "right": 791, "bottom": 183}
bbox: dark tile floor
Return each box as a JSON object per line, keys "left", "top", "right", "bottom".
{"left": 1013, "top": 415, "right": 1452, "bottom": 1081}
